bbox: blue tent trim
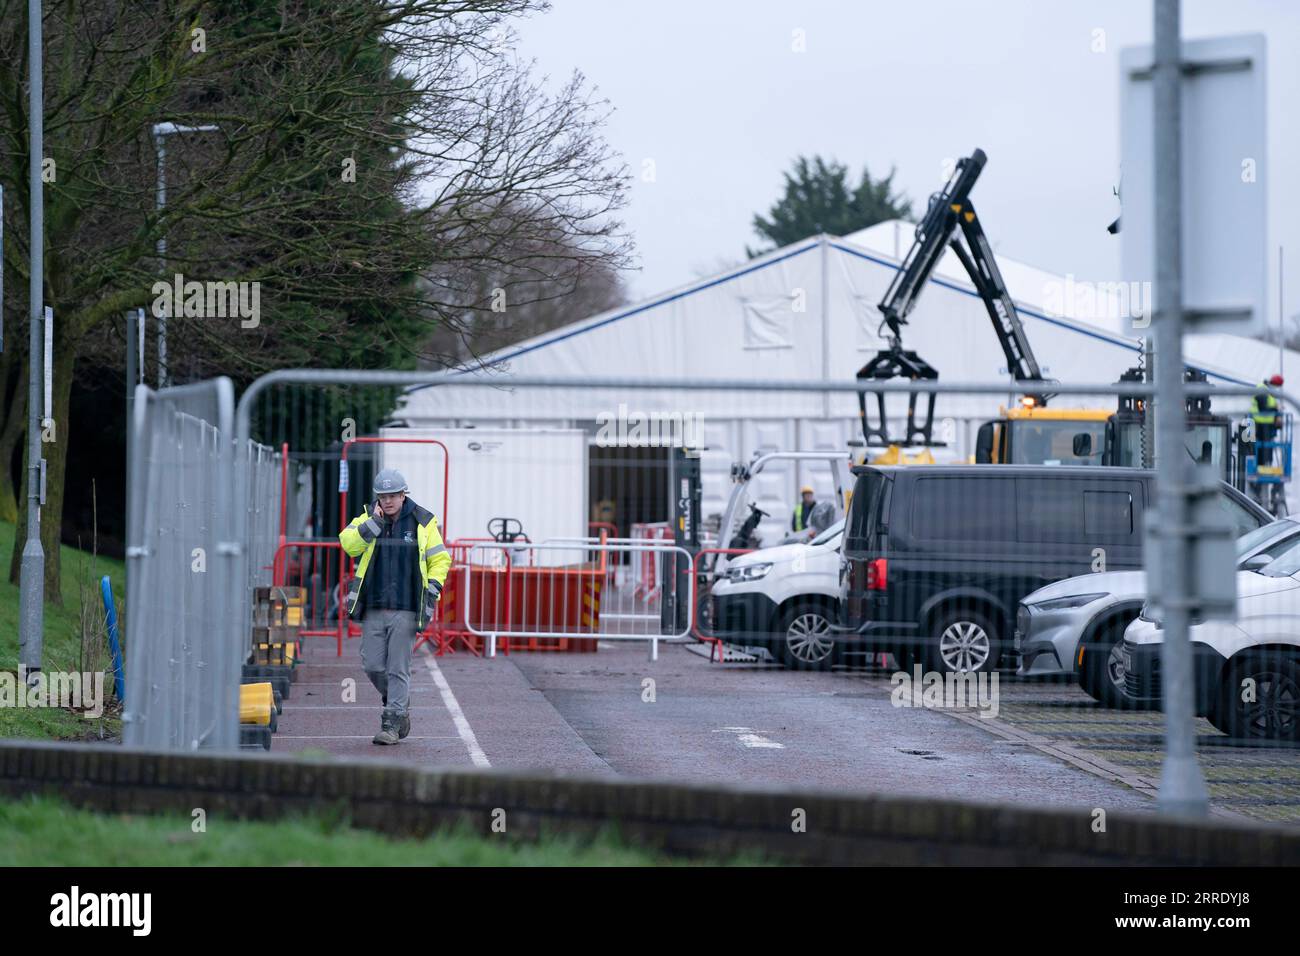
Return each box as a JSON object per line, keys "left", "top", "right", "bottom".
{"left": 416, "top": 234, "right": 1252, "bottom": 390}
{"left": 445, "top": 240, "right": 819, "bottom": 375}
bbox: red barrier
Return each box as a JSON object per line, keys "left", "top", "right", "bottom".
{"left": 335, "top": 437, "right": 452, "bottom": 656}
{"left": 630, "top": 522, "right": 672, "bottom": 601}
{"left": 431, "top": 539, "right": 604, "bottom": 653}
{"left": 278, "top": 441, "right": 289, "bottom": 551}
{"left": 691, "top": 547, "right": 756, "bottom": 663}
{"left": 339, "top": 436, "right": 450, "bottom": 537}
{"left": 272, "top": 541, "right": 354, "bottom": 655}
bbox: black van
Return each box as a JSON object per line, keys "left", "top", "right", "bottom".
{"left": 840, "top": 465, "right": 1269, "bottom": 674}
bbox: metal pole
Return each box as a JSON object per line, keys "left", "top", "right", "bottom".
{"left": 1142, "top": 337, "right": 1156, "bottom": 469}
{"left": 820, "top": 235, "right": 830, "bottom": 420}
{"left": 154, "top": 132, "right": 167, "bottom": 388}
{"left": 126, "top": 309, "right": 137, "bottom": 557}
{"left": 1153, "top": 0, "right": 1209, "bottom": 817}
{"left": 18, "top": 0, "right": 45, "bottom": 683}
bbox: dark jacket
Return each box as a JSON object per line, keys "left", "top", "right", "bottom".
{"left": 362, "top": 497, "right": 420, "bottom": 613}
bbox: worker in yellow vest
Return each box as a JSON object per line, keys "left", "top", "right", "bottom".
{"left": 791, "top": 485, "right": 817, "bottom": 537}
{"left": 339, "top": 468, "right": 451, "bottom": 745}
{"left": 1251, "top": 375, "right": 1283, "bottom": 467}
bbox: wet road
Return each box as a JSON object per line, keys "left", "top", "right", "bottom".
{"left": 272, "top": 637, "right": 1199, "bottom": 818}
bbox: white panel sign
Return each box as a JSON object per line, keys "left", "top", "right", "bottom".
{"left": 1119, "top": 34, "right": 1267, "bottom": 335}
{"left": 379, "top": 427, "right": 587, "bottom": 567}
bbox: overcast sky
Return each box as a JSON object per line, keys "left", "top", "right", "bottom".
{"left": 514, "top": 0, "right": 1299, "bottom": 334}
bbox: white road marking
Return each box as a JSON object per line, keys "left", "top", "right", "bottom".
{"left": 421, "top": 646, "right": 491, "bottom": 767}
{"left": 713, "top": 726, "right": 785, "bottom": 749}
{"left": 276, "top": 735, "right": 462, "bottom": 740}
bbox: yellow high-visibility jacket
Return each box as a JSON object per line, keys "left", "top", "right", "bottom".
{"left": 339, "top": 501, "right": 452, "bottom": 630}
{"left": 1252, "top": 391, "right": 1279, "bottom": 426}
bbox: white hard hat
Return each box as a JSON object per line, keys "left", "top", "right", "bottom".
{"left": 373, "top": 468, "right": 409, "bottom": 494}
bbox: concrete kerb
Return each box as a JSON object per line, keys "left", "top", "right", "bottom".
{"left": 1, "top": 739, "right": 1297, "bottom": 865}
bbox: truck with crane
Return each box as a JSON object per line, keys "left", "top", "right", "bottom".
{"left": 854, "top": 147, "right": 1278, "bottom": 499}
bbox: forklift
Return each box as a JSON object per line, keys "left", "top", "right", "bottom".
{"left": 857, "top": 148, "right": 1115, "bottom": 463}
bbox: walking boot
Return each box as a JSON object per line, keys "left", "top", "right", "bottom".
{"left": 398, "top": 713, "right": 411, "bottom": 739}
{"left": 372, "top": 712, "right": 400, "bottom": 745}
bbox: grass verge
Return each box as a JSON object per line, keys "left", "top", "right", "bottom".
{"left": 0, "top": 793, "right": 763, "bottom": 866}
{"left": 0, "top": 519, "right": 124, "bottom": 740}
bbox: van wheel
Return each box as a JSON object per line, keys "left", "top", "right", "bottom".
{"left": 1210, "top": 653, "right": 1300, "bottom": 741}
{"left": 775, "top": 602, "right": 839, "bottom": 670}
{"left": 926, "top": 609, "right": 1001, "bottom": 675}
{"left": 1078, "top": 618, "right": 1142, "bottom": 709}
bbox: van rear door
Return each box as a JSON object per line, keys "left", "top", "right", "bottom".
{"left": 842, "top": 469, "right": 892, "bottom": 628}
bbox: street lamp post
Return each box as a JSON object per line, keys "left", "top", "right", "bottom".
{"left": 18, "top": 0, "right": 45, "bottom": 683}
{"left": 151, "top": 122, "right": 218, "bottom": 388}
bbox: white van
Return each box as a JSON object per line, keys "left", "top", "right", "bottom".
{"left": 709, "top": 519, "right": 844, "bottom": 669}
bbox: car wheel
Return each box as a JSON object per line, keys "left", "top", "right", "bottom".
{"left": 1211, "top": 653, "right": 1300, "bottom": 741}
{"left": 925, "top": 609, "right": 1001, "bottom": 675}
{"left": 694, "top": 591, "right": 715, "bottom": 637}
{"left": 775, "top": 602, "right": 839, "bottom": 670}
{"left": 1078, "top": 619, "right": 1142, "bottom": 709}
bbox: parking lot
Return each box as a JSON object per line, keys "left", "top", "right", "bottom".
{"left": 981, "top": 677, "right": 1300, "bottom": 825}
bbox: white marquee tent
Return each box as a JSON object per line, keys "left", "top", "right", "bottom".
{"left": 396, "top": 221, "right": 1295, "bottom": 534}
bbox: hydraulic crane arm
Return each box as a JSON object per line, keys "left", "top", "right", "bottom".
{"left": 858, "top": 148, "right": 1051, "bottom": 447}
{"left": 949, "top": 207, "right": 1048, "bottom": 399}
{"left": 876, "top": 149, "right": 988, "bottom": 340}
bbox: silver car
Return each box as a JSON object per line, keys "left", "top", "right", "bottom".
{"left": 1016, "top": 516, "right": 1300, "bottom": 707}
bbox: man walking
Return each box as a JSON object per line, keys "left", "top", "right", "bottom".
{"left": 339, "top": 468, "right": 452, "bottom": 745}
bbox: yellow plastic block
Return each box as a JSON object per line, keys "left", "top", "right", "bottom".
{"left": 240, "top": 682, "right": 274, "bottom": 725}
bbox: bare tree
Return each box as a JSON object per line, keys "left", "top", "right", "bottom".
{"left": 0, "top": 0, "right": 632, "bottom": 596}
{"left": 420, "top": 198, "right": 630, "bottom": 365}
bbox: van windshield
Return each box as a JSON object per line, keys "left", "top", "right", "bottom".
{"left": 846, "top": 471, "right": 888, "bottom": 551}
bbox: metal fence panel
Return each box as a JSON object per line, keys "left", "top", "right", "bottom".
{"left": 113, "top": 369, "right": 1300, "bottom": 818}
{"left": 124, "top": 377, "right": 281, "bottom": 752}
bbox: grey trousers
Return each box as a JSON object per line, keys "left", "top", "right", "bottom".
{"left": 360, "top": 608, "right": 418, "bottom": 717}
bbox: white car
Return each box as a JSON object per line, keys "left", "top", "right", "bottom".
{"left": 1123, "top": 537, "right": 1300, "bottom": 740}
{"left": 710, "top": 519, "right": 843, "bottom": 669}
{"left": 1017, "top": 516, "right": 1299, "bottom": 708}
